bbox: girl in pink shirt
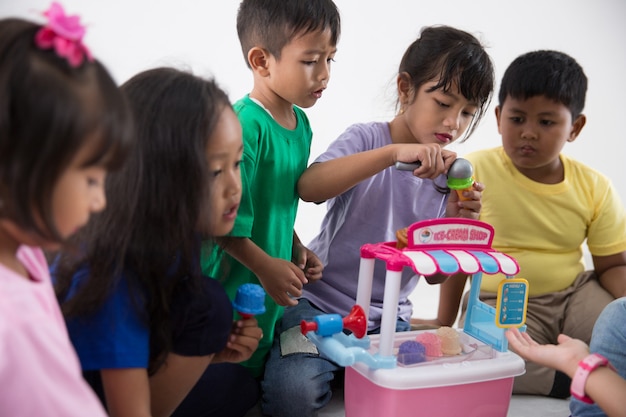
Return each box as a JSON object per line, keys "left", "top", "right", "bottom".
{"left": 0, "top": 3, "right": 132, "bottom": 415}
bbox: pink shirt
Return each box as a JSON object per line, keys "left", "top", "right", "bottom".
{"left": 0, "top": 245, "right": 107, "bottom": 416}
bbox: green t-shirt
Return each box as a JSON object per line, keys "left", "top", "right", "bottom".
{"left": 201, "top": 95, "right": 312, "bottom": 376}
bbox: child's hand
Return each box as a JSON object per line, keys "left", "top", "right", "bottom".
{"left": 214, "top": 317, "right": 263, "bottom": 364}
{"left": 257, "top": 257, "right": 307, "bottom": 306}
{"left": 394, "top": 144, "right": 457, "bottom": 179}
{"left": 445, "top": 180, "right": 484, "bottom": 219}
{"left": 505, "top": 328, "right": 589, "bottom": 378}
{"left": 292, "top": 242, "right": 323, "bottom": 282}
{"left": 410, "top": 317, "right": 445, "bottom": 328}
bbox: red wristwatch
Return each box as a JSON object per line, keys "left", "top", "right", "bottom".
{"left": 570, "top": 353, "right": 616, "bottom": 404}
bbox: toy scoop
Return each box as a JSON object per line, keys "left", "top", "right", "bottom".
{"left": 446, "top": 157, "right": 475, "bottom": 201}
{"left": 394, "top": 157, "right": 476, "bottom": 201}
{"left": 233, "top": 283, "right": 266, "bottom": 319}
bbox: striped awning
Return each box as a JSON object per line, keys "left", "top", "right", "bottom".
{"left": 401, "top": 248, "right": 519, "bottom": 276}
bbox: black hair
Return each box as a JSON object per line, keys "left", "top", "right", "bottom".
{"left": 236, "top": 0, "right": 341, "bottom": 68}
{"left": 498, "top": 50, "right": 587, "bottom": 119}
{"left": 398, "top": 25, "right": 495, "bottom": 141}
{"left": 55, "top": 67, "right": 232, "bottom": 373}
{"left": 0, "top": 18, "right": 133, "bottom": 242}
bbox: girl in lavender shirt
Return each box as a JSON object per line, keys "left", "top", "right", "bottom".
{"left": 262, "top": 25, "right": 494, "bottom": 417}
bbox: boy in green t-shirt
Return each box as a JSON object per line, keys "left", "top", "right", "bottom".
{"left": 202, "top": 0, "right": 341, "bottom": 378}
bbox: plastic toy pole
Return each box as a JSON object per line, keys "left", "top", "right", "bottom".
{"left": 378, "top": 269, "right": 402, "bottom": 357}
{"left": 356, "top": 257, "right": 375, "bottom": 325}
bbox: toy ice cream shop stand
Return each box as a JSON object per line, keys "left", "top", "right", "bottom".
{"left": 301, "top": 218, "right": 529, "bottom": 417}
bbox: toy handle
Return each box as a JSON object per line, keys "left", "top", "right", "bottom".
{"left": 395, "top": 161, "right": 422, "bottom": 171}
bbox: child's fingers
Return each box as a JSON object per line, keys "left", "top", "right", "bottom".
{"left": 472, "top": 181, "right": 485, "bottom": 192}
{"left": 519, "top": 330, "right": 539, "bottom": 347}
{"left": 305, "top": 268, "right": 323, "bottom": 281}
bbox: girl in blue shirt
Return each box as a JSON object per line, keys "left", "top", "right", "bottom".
{"left": 54, "top": 68, "right": 262, "bottom": 417}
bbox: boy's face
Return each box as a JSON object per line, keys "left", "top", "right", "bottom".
{"left": 267, "top": 28, "right": 337, "bottom": 109}
{"left": 496, "top": 95, "right": 585, "bottom": 180}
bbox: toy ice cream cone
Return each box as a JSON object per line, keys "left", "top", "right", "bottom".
{"left": 447, "top": 158, "right": 475, "bottom": 202}
{"left": 233, "top": 283, "right": 266, "bottom": 319}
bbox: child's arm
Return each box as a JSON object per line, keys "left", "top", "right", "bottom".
{"left": 298, "top": 143, "right": 456, "bottom": 203}
{"left": 148, "top": 353, "right": 213, "bottom": 417}
{"left": 218, "top": 237, "right": 307, "bottom": 306}
{"left": 100, "top": 369, "right": 151, "bottom": 417}
{"left": 411, "top": 273, "right": 468, "bottom": 327}
{"left": 506, "top": 328, "right": 626, "bottom": 417}
{"left": 101, "top": 351, "right": 213, "bottom": 417}
{"left": 594, "top": 252, "right": 626, "bottom": 298}
{"left": 292, "top": 231, "right": 323, "bottom": 282}
{"left": 212, "top": 317, "right": 263, "bottom": 364}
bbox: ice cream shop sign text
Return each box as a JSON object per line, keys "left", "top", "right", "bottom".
{"left": 409, "top": 219, "right": 493, "bottom": 248}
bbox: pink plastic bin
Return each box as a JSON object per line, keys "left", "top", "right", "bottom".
{"left": 345, "top": 330, "right": 525, "bottom": 417}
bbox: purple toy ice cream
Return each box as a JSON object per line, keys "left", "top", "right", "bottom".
{"left": 398, "top": 341, "right": 427, "bottom": 365}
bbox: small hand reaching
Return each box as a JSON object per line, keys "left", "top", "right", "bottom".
{"left": 257, "top": 257, "right": 307, "bottom": 307}
{"left": 213, "top": 317, "right": 263, "bottom": 364}
{"left": 292, "top": 242, "right": 323, "bottom": 283}
{"left": 505, "top": 327, "right": 589, "bottom": 377}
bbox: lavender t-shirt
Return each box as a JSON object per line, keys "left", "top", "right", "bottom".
{"left": 302, "top": 122, "right": 448, "bottom": 329}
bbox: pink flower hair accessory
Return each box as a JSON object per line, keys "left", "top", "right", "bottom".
{"left": 34, "top": 2, "right": 93, "bottom": 68}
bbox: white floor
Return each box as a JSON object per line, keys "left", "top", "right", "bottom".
{"left": 245, "top": 279, "right": 571, "bottom": 416}
{"left": 245, "top": 390, "right": 570, "bottom": 417}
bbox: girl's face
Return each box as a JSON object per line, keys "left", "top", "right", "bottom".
{"left": 51, "top": 138, "right": 107, "bottom": 244}
{"left": 392, "top": 77, "right": 479, "bottom": 146}
{"left": 0, "top": 136, "right": 107, "bottom": 252}
{"left": 203, "top": 107, "right": 243, "bottom": 237}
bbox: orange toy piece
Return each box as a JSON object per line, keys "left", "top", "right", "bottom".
{"left": 396, "top": 227, "right": 408, "bottom": 249}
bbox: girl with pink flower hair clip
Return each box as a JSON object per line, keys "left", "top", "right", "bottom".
{"left": 34, "top": 1, "right": 93, "bottom": 67}
{"left": 0, "top": 2, "right": 133, "bottom": 416}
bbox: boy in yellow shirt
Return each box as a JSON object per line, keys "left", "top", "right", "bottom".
{"left": 414, "top": 50, "right": 626, "bottom": 398}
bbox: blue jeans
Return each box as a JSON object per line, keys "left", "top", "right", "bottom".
{"left": 261, "top": 298, "right": 410, "bottom": 417}
{"left": 569, "top": 297, "right": 626, "bottom": 417}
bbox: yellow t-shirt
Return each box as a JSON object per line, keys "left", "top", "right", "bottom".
{"left": 467, "top": 147, "right": 626, "bottom": 296}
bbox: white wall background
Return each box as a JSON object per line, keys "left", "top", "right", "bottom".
{"left": 2, "top": 0, "right": 625, "bottom": 247}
